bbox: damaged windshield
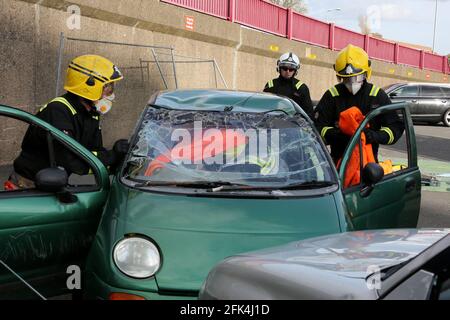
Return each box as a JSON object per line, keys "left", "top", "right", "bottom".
{"left": 124, "top": 107, "right": 335, "bottom": 189}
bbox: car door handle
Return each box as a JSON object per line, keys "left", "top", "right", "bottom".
{"left": 442, "top": 100, "right": 447, "bottom": 104}
{"left": 405, "top": 180, "right": 416, "bottom": 193}
{"left": 411, "top": 100, "right": 418, "bottom": 103}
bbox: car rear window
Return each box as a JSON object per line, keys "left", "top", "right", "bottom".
{"left": 440, "top": 86, "right": 450, "bottom": 97}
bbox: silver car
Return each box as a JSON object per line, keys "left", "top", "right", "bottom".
{"left": 199, "top": 229, "right": 450, "bottom": 300}
{"left": 384, "top": 82, "right": 450, "bottom": 127}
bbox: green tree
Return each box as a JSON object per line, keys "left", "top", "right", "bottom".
{"left": 268, "top": 0, "right": 308, "bottom": 14}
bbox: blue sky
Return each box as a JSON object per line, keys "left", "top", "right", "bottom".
{"left": 304, "top": 0, "right": 450, "bottom": 55}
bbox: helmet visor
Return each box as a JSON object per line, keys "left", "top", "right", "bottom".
{"left": 279, "top": 61, "right": 299, "bottom": 70}
{"left": 342, "top": 74, "right": 366, "bottom": 84}
{"left": 336, "top": 63, "right": 364, "bottom": 77}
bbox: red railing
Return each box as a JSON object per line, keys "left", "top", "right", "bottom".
{"left": 160, "top": 0, "right": 449, "bottom": 74}
{"left": 291, "top": 12, "right": 329, "bottom": 48}
{"left": 398, "top": 45, "right": 422, "bottom": 68}
{"left": 235, "top": 0, "right": 287, "bottom": 36}
{"left": 160, "top": 0, "right": 229, "bottom": 19}
{"left": 334, "top": 26, "right": 365, "bottom": 51}
{"left": 368, "top": 37, "right": 396, "bottom": 62}
{"left": 424, "top": 52, "right": 445, "bottom": 72}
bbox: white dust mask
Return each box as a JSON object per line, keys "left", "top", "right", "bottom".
{"left": 94, "top": 93, "right": 115, "bottom": 115}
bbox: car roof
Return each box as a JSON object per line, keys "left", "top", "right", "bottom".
{"left": 152, "top": 89, "right": 299, "bottom": 114}
{"left": 202, "top": 229, "right": 449, "bottom": 299}
{"left": 386, "top": 82, "right": 450, "bottom": 88}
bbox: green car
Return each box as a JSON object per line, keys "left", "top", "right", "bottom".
{"left": 0, "top": 90, "right": 421, "bottom": 299}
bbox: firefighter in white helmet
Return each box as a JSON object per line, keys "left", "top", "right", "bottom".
{"left": 264, "top": 52, "right": 314, "bottom": 119}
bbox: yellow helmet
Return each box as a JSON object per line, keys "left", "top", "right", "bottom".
{"left": 64, "top": 55, "right": 123, "bottom": 101}
{"left": 334, "top": 44, "right": 372, "bottom": 80}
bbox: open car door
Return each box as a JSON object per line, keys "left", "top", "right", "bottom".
{"left": 0, "top": 105, "right": 110, "bottom": 299}
{"left": 339, "top": 103, "right": 421, "bottom": 230}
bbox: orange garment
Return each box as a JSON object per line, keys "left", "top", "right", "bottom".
{"left": 337, "top": 106, "right": 376, "bottom": 188}
{"left": 144, "top": 129, "right": 248, "bottom": 176}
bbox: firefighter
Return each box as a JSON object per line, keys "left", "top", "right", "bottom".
{"left": 315, "top": 44, "right": 404, "bottom": 165}
{"left": 264, "top": 52, "right": 314, "bottom": 120}
{"left": 8, "top": 55, "right": 129, "bottom": 189}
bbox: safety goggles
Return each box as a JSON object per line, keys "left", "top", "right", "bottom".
{"left": 342, "top": 74, "right": 366, "bottom": 84}
{"left": 280, "top": 67, "right": 296, "bottom": 72}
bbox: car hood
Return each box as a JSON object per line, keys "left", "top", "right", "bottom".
{"left": 232, "top": 229, "right": 450, "bottom": 278}
{"left": 117, "top": 187, "right": 343, "bottom": 293}
{"left": 200, "top": 229, "right": 449, "bottom": 299}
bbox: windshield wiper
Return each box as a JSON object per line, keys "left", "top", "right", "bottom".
{"left": 278, "top": 180, "right": 336, "bottom": 190}
{"left": 207, "top": 180, "right": 337, "bottom": 192}
{"left": 134, "top": 180, "right": 336, "bottom": 192}
{"left": 133, "top": 180, "right": 249, "bottom": 189}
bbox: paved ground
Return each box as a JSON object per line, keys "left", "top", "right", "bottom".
{"left": 419, "top": 191, "right": 450, "bottom": 228}
{"left": 381, "top": 123, "right": 450, "bottom": 228}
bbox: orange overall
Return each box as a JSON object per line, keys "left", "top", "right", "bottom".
{"left": 337, "top": 107, "right": 392, "bottom": 188}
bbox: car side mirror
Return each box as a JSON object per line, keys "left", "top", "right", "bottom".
{"left": 389, "top": 92, "right": 398, "bottom": 98}
{"left": 360, "top": 163, "right": 384, "bottom": 198}
{"left": 35, "top": 168, "right": 78, "bottom": 204}
{"left": 35, "top": 168, "right": 68, "bottom": 192}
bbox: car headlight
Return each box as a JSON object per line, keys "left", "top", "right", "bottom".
{"left": 113, "top": 237, "right": 161, "bottom": 279}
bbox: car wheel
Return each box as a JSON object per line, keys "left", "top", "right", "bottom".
{"left": 443, "top": 109, "right": 450, "bottom": 127}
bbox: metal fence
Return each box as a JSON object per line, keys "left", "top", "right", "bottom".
{"left": 55, "top": 33, "right": 228, "bottom": 146}
{"left": 161, "top": 0, "right": 450, "bottom": 75}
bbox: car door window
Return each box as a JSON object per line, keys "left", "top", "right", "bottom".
{"left": 421, "top": 86, "right": 445, "bottom": 97}
{"left": 1, "top": 115, "right": 98, "bottom": 193}
{"left": 393, "top": 86, "right": 419, "bottom": 97}
{"left": 342, "top": 108, "right": 411, "bottom": 189}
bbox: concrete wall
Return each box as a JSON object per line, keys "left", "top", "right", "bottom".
{"left": 0, "top": 0, "right": 448, "bottom": 165}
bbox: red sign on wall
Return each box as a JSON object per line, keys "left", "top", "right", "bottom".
{"left": 185, "top": 16, "right": 195, "bottom": 31}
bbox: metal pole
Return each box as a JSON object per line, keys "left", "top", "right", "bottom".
{"left": 212, "top": 61, "right": 218, "bottom": 88}
{"left": 65, "top": 36, "right": 172, "bottom": 50}
{"left": 213, "top": 59, "right": 228, "bottom": 89}
{"left": 432, "top": 0, "right": 438, "bottom": 52}
{"left": 0, "top": 260, "right": 46, "bottom": 300}
{"left": 170, "top": 48, "right": 178, "bottom": 89}
{"left": 151, "top": 48, "right": 168, "bottom": 89}
{"left": 139, "top": 58, "right": 145, "bottom": 85}
{"left": 55, "top": 32, "right": 65, "bottom": 97}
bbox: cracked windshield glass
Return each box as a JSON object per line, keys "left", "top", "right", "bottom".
{"left": 124, "top": 108, "right": 335, "bottom": 189}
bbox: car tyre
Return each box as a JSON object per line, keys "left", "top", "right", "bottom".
{"left": 443, "top": 109, "right": 450, "bottom": 127}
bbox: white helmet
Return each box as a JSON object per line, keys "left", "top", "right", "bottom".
{"left": 277, "top": 52, "right": 300, "bottom": 75}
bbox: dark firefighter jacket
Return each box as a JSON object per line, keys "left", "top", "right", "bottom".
{"left": 315, "top": 81, "right": 404, "bottom": 164}
{"left": 14, "top": 92, "right": 117, "bottom": 180}
{"left": 264, "top": 76, "right": 314, "bottom": 120}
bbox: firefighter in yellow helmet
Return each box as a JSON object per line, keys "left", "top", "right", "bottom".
{"left": 10, "top": 55, "right": 129, "bottom": 187}
{"left": 315, "top": 44, "right": 404, "bottom": 164}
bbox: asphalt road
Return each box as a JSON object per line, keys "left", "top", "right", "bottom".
{"left": 391, "top": 124, "right": 450, "bottom": 228}
{"left": 383, "top": 123, "right": 450, "bottom": 162}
